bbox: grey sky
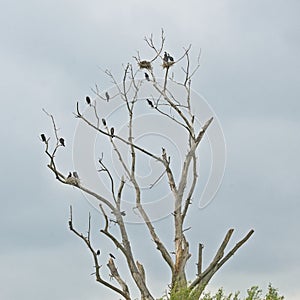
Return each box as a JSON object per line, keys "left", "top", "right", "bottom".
{"left": 1, "top": 0, "right": 299, "bottom": 299}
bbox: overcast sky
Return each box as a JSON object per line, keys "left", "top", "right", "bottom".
{"left": 1, "top": 0, "right": 299, "bottom": 299}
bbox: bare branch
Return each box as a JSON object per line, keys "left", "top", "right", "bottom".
{"left": 98, "top": 156, "right": 117, "bottom": 204}
{"left": 117, "top": 177, "right": 125, "bottom": 206}
{"left": 107, "top": 258, "right": 130, "bottom": 297}
{"left": 217, "top": 229, "right": 255, "bottom": 269}
{"left": 197, "top": 243, "right": 204, "bottom": 277}
{"left": 68, "top": 207, "right": 130, "bottom": 300}
{"left": 182, "top": 153, "right": 197, "bottom": 221}
{"left": 99, "top": 204, "right": 109, "bottom": 232}
{"left": 136, "top": 260, "right": 146, "bottom": 282}
{"left": 189, "top": 229, "right": 254, "bottom": 290}
{"left": 77, "top": 112, "right": 164, "bottom": 163}
{"left": 143, "top": 29, "right": 165, "bottom": 62}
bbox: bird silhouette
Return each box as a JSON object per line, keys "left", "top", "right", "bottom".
{"left": 67, "top": 172, "right": 72, "bottom": 178}
{"left": 110, "top": 127, "right": 115, "bottom": 137}
{"left": 41, "top": 134, "right": 46, "bottom": 142}
{"left": 146, "top": 99, "right": 154, "bottom": 108}
{"left": 144, "top": 73, "right": 150, "bottom": 81}
{"left": 109, "top": 253, "right": 116, "bottom": 259}
{"left": 96, "top": 250, "right": 100, "bottom": 256}
{"left": 86, "top": 96, "right": 91, "bottom": 105}
{"left": 59, "top": 138, "right": 65, "bottom": 147}
{"left": 73, "top": 171, "right": 79, "bottom": 178}
{"left": 163, "top": 51, "right": 169, "bottom": 62}
{"left": 105, "top": 92, "right": 110, "bottom": 102}
{"left": 168, "top": 54, "right": 174, "bottom": 62}
{"left": 102, "top": 118, "right": 106, "bottom": 126}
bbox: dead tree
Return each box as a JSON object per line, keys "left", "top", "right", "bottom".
{"left": 40, "top": 30, "right": 254, "bottom": 300}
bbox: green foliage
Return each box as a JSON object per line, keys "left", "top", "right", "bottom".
{"left": 245, "top": 286, "right": 262, "bottom": 300}
{"left": 170, "top": 288, "right": 190, "bottom": 300}
{"left": 200, "top": 284, "right": 284, "bottom": 300}
{"left": 201, "top": 288, "right": 240, "bottom": 300}
{"left": 168, "top": 283, "right": 201, "bottom": 300}
{"left": 264, "top": 283, "right": 284, "bottom": 300}
{"left": 159, "top": 284, "right": 284, "bottom": 300}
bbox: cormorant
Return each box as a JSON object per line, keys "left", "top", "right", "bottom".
{"left": 86, "top": 96, "right": 91, "bottom": 105}
{"left": 110, "top": 127, "right": 114, "bottom": 137}
{"left": 105, "top": 92, "right": 110, "bottom": 102}
{"left": 102, "top": 118, "right": 106, "bottom": 126}
{"left": 168, "top": 54, "right": 174, "bottom": 62}
{"left": 109, "top": 253, "right": 116, "bottom": 259}
{"left": 73, "top": 171, "right": 79, "bottom": 178}
{"left": 67, "top": 172, "right": 72, "bottom": 178}
{"left": 41, "top": 134, "right": 46, "bottom": 142}
{"left": 59, "top": 138, "right": 65, "bottom": 147}
{"left": 146, "top": 99, "right": 154, "bottom": 108}
{"left": 144, "top": 73, "right": 150, "bottom": 81}
{"left": 163, "top": 51, "right": 169, "bottom": 62}
{"left": 121, "top": 211, "right": 126, "bottom": 216}
{"left": 96, "top": 250, "right": 100, "bottom": 256}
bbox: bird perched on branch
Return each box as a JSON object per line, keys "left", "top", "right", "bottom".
{"left": 102, "top": 118, "right": 106, "bottom": 126}
{"left": 105, "top": 92, "right": 110, "bottom": 102}
{"left": 163, "top": 51, "right": 169, "bottom": 63}
{"left": 86, "top": 96, "right": 91, "bottom": 105}
{"left": 163, "top": 51, "right": 175, "bottom": 68}
{"left": 109, "top": 253, "right": 116, "bottom": 259}
{"left": 168, "top": 54, "right": 174, "bottom": 62}
{"left": 59, "top": 138, "right": 65, "bottom": 147}
{"left": 41, "top": 134, "right": 46, "bottom": 142}
{"left": 68, "top": 220, "right": 73, "bottom": 230}
{"left": 144, "top": 72, "right": 150, "bottom": 81}
{"left": 110, "top": 127, "right": 115, "bottom": 137}
{"left": 146, "top": 99, "right": 154, "bottom": 108}
{"left": 65, "top": 171, "right": 80, "bottom": 186}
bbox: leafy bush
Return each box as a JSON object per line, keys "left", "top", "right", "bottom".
{"left": 200, "top": 284, "right": 284, "bottom": 300}
{"left": 159, "top": 283, "right": 284, "bottom": 300}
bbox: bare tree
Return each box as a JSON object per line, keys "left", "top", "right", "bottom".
{"left": 41, "top": 30, "right": 254, "bottom": 300}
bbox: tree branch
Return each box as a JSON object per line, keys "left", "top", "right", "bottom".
{"left": 68, "top": 207, "right": 131, "bottom": 300}
{"left": 107, "top": 258, "right": 130, "bottom": 298}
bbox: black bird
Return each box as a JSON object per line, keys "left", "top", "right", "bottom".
{"left": 96, "top": 250, "right": 101, "bottom": 256}
{"left": 86, "top": 96, "right": 91, "bottom": 105}
{"left": 110, "top": 127, "right": 115, "bottom": 137}
{"left": 144, "top": 73, "right": 150, "bottom": 81}
{"left": 105, "top": 92, "right": 110, "bottom": 102}
{"left": 73, "top": 171, "right": 79, "bottom": 178}
{"left": 59, "top": 138, "right": 65, "bottom": 147}
{"left": 168, "top": 53, "right": 174, "bottom": 62}
{"left": 67, "top": 172, "right": 72, "bottom": 178}
{"left": 41, "top": 134, "right": 46, "bottom": 142}
{"left": 109, "top": 253, "right": 116, "bottom": 259}
{"left": 163, "top": 51, "right": 169, "bottom": 62}
{"left": 146, "top": 98, "right": 154, "bottom": 108}
{"left": 102, "top": 118, "right": 106, "bottom": 126}
{"left": 121, "top": 211, "right": 126, "bottom": 216}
